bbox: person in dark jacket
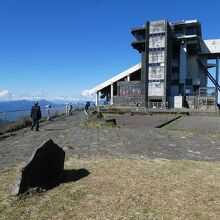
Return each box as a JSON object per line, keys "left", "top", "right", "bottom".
{"left": 84, "top": 101, "right": 90, "bottom": 115}
{"left": 30, "top": 101, "right": 42, "bottom": 131}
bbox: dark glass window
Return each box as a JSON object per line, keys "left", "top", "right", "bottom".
{"left": 149, "top": 33, "right": 165, "bottom": 37}
{"left": 172, "top": 66, "right": 179, "bottom": 73}
{"left": 149, "top": 63, "right": 161, "bottom": 67}
{"left": 185, "top": 27, "right": 197, "bottom": 35}
{"left": 185, "top": 78, "right": 192, "bottom": 85}
{"left": 149, "top": 47, "right": 165, "bottom": 52}
{"left": 174, "top": 29, "right": 184, "bottom": 37}
{"left": 133, "top": 33, "right": 145, "bottom": 41}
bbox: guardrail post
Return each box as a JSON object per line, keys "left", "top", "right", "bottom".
{"left": 4, "top": 112, "right": 6, "bottom": 123}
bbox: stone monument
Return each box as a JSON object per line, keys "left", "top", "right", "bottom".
{"left": 12, "top": 139, "right": 65, "bottom": 195}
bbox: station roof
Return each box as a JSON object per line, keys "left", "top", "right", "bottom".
{"left": 202, "top": 39, "right": 220, "bottom": 53}
{"left": 201, "top": 39, "right": 220, "bottom": 58}
{"left": 88, "top": 63, "right": 141, "bottom": 95}
{"left": 171, "top": 19, "right": 200, "bottom": 26}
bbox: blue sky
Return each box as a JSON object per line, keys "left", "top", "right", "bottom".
{"left": 0, "top": 0, "right": 220, "bottom": 101}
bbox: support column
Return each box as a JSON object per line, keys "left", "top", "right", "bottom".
{"left": 110, "top": 83, "right": 114, "bottom": 105}
{"left": 143, "top": 22, "right": 149, "bottom": 108}
{"left": 127, "top": 75, "right": 130, "bottom": 81}
{"left": 217, "top": 57, "right": 219, "bottom": 105}
{"left": 96, "top": 91, "right": 99, "bottom": 111}
{"left": 179, "top": 41, "right": 187, "bottom": 95}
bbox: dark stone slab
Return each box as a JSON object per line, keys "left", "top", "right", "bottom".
{"left": 88, "top": 110, "right": 103, "bottom": 119}
{"left": 105, "top": 118, "right": 116, "bottom": 125}
{"left": 12, "top": 139, "right": 65, "bottom": 195}
{"left": 106, "top": 115, "right": 179, "bottom": 127}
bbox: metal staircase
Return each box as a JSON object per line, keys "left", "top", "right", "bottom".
{"left": 197, "top": 58, "right": 220, "bottom": 91}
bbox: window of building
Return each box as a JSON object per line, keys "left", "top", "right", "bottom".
{"left": 173, "top": 29, "right": 184, "bottom": 37}
{"left": 185, "top": 27, "right": 197, "bottom": 35}
{"left": 133, "top": 33, "right": 145, "bottom": 41}
{"left": 172, "top": 66, "right": 179, "bottom": 73}
{"left": 119, "top": 85, "right": 144, "bottom": 96}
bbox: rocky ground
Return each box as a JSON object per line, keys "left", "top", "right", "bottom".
{"left": 1, "top": 111, "right": 220, "bottom": 172}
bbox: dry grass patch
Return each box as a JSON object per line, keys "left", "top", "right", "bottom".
{"left": 167, "top": 129, "right": 196, "bottom": 138}
{"left": 80, "top": 119, "right": 117, "bottom": 128}
{"left": 1, "top": 157, "right": 220, "bottom": 219}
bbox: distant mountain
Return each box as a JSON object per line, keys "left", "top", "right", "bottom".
{"left": 49, "top": 100, "right": 67, "bottom": 105}
{"left": 49, "top": 100, "right": 93, "bottom": 106}
{"left": 0, "top": 99, "right": 62, "bottom": 112}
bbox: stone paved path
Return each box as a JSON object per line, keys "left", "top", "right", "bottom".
{"left": 171, "top": 116, "right": 220, "bottom": 133}
{"left": 1, "top": 112, "right": 220, "bottom": 172}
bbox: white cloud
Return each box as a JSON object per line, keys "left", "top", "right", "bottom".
{"left": 15, "top": 90, "right": 50, "bottom": 101}
{"left": 0, "top": 90, "right": 12, "bottom": 100}
{"left": 0, "top": 89, "right": 95, "bottom": 102}
{"left": 81, "top": 90, "right": 95, "bottom": 100}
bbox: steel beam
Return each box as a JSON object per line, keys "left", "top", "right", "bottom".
{"left": 217, "top": 57, "right": 219, "bottom": 105}
{"left": 110, "top": 83, "right": 114, "bottom": 105}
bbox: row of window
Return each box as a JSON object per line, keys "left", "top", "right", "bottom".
{"left": 149, "top": 66, "right": 165, "bottom": 74}
{"left": 149, "top": 21, "right": 166, "bottom": 34}
{"left": 149, "top": 47, "right": 165, "bottom": 52}
{"left": 149, "top": 51, "right": 165, "bottom": 63}
{"left": 118, "top": 85, "right": 144, "bottom": 96}
{"left": 149, "top": 35, "right": 165, "bottom": 48}
{"left": 149, "top": 32, "right": 165, "bottom": 37}
{"left": 149, "top": 74, "right": 164, "bottom": 80}
{"left": 148, "top": 81, "right": 164, "bottom": 96}
{"left": 149, "top": 80, "right": 164, "bottom": 83}
{"left": 149, "top": 63, "right": 161, "bottom": 67}
{"left": 174, "top": 27, "right": 198, "bottom": 37}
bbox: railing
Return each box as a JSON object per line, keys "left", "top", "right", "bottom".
{"left": 197, "top": 87, "right": 216, "bottom": 97}
{"left": 196, "top": 97, "right": 216, "bottom": 110}
{"left": 148, "top": 102, "right": 165, "bottom": 109}
{"left": 0, "top": 106, "right": 67, "bottom": 123}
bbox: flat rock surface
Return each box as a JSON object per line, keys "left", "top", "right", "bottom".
{"left": 1, "top": 112, "right": 220, "bottom": 172}
{"left": 171, "top": 116, "right": 220, "bottom": 133}
{"left": 111, "top": 115, "right": 178, "bottom": 127}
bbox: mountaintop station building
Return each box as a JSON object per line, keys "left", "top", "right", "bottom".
{"left": 89, "top": 19, "right": 220, "bottom": 110}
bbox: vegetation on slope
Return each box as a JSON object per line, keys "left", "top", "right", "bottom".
{"left": 1, "top": 157, "right": 220, "bottom": 219}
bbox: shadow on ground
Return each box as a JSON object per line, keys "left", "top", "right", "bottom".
{"left": 30, "top": 168, "right": 90, "bottom": 193}
{"left": 43, "top": 128, "right": 64, "bottom": 131}
{"left": 61, "top": 168, "right": 90, "bottom": 183}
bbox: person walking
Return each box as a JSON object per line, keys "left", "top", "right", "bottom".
{"left": 68, "top": 103, "right": 73, "bottom": 115}
{"left": 30, "top": 101, "right": 42, "bottom": 131}
{"left": 84, "top": 101, "right": 90, "bottom": 117}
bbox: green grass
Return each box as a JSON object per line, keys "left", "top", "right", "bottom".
{"left": 162, "top": 115, "right": 184, "bottom": 129}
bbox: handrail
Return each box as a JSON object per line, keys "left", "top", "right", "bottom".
{"left": 0, "top": 105, "right": 65, "bottom": 114}
{"left": 0, "top": 106, "right": 68, "bottom": 123}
